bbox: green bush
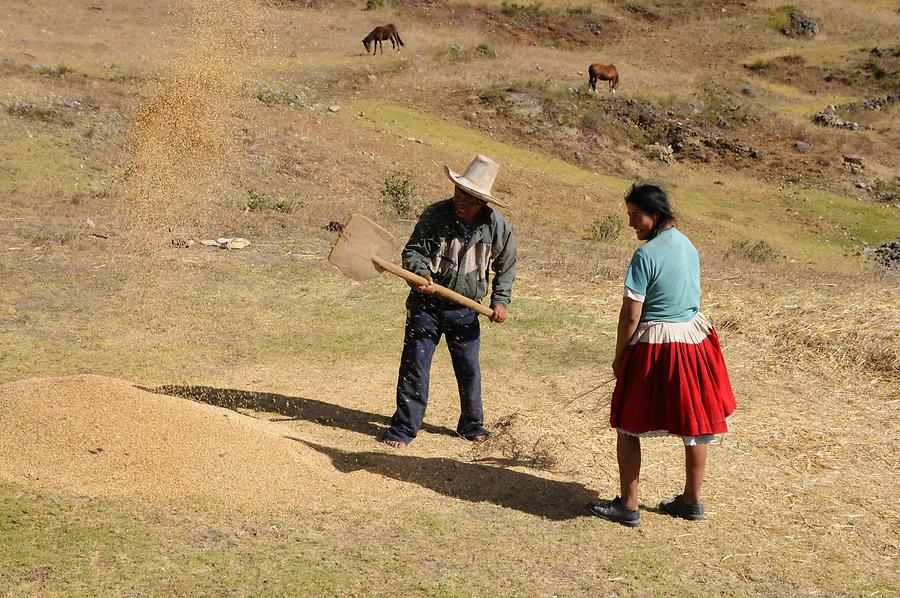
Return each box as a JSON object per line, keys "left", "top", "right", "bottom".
{"left": 479, "top": 87, "right": 506, "bottom": 105}
{"left": 364, "top": 0, "right": 402, "bottom": 9}
{"left": 246, "top": 82, "right": 304, "bottom": 107}
{"left": 245, "top": 189, "right": 268, "bottom": 212}
{"left": 724, "top": 240, "right": 777, "bottom": 263}
{"left": 4, "top": 101, "right": 59, "bottom": 123}
{"left": 436, "top": 43, "right": 498, "bottom": 64}
{"left": 381, "top": 170, "right": 417, "bottom": 217}
{"left": 869, "top": 178, "right": 899, "bottom": 204}
{"left": 587, "top": 214, "right": 622, "bottom": 242}
{"left": 769, "top": 5, "right": 802, "bottom": 31}
{"left": 273, "top": 197, "right": 299, "bottom": 213}
{"left": 476, "top": 43, "right": 498, "bottom": 58}
{"left": 567, "top": 6, "right": 592, "bottom": 16}
{"left": 581, "top": 108, "right": 608, "bottom": 131}
{"left": 864, "top": 59, "right": 887, "bottom": 80}
{"left": 745, "top": 58, "right": 773, "bottom": 71}
{"left": 501, "top": 0, "right": 543, "bottom": 17}
{"left": 41, "top": 64, "right": 74, "bottom": 76}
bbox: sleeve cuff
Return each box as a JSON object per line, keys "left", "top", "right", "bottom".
{"left": 623, "top": 287, "right": 645, "bottom": 303}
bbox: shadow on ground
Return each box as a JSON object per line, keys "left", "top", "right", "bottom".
{"left": 297, "top": 439, "right": 595, "bottom": 520}
{"left": 144, "top": 385, "right": 457, "bottom": 438}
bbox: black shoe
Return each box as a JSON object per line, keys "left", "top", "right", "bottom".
{"left": 586, "top": 496, "right": 640, "bottom": 527}
{"left": 659, "top": 494, "right": 705, "bottom": 521}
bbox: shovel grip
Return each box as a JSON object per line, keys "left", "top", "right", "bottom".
{"left": 371, "top": 256, "right": 494, "bottom": 318}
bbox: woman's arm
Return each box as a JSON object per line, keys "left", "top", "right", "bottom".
{"left": 612, "top": 297, "right": 643, "bottom": 377}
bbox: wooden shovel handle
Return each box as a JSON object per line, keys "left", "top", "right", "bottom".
{"left": 371, "top": 256, "right": 494, "bottom": 318}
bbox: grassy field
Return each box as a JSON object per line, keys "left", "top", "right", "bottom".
{"left": 1, "top": 0, "right": 898, "bottom": 595}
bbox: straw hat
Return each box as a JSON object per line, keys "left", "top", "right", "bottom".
{"left": 443, "top": 154, "right": 508, "bottom": 208}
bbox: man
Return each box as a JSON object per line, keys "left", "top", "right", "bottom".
{"left": 380, "top": 154, "right": 517, "bottom": 448}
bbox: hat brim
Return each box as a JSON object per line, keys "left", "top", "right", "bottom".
{"left": 444, "top": 165, "right": 508, "bottom": 208}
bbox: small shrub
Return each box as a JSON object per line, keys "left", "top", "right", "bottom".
{"left": 642, "top": 121, "right": 670, "bottom": 145}
{"left": 245, "top": 189, "right": 268, "bottom": 212}
{"left": 626, "top": 91, "right": 651, "bottom": 104}
{"left": 863, "top": 59, "right": 887, "bottom": 80}
{"left": 386, "top": 58, "right": 412, "bottom": 73}
{"left": 501, "top": 0, "right": 543, "bottom": 17}
{"left": 581, "top": 108, "right": 608, "bottom": 131}
{"left": 523, "top": 77, "right": 551, "bottom": 93}
{"left": 250, "top": 83, "right": 304, "bottom": 107}
{"left": 475, "top": 43, "right": 498, "bottom": 58}
{"left": 724, "top": 240, "right": 777, "bottom": 263}
{"left": 479, "top": 87, "right": 506, "bottom": 105}
{"left": 5, "top": 100, "right": 59, "bottom": 123}
{"left": 623, "top": 121, "right": 649, "bottom": 146}
{"left": 441, "top": 44, "right": 467, "bottom": 61}
{"left": 38, "top": 64, "right": 74, "bottom": 76}
{"left": 587, "top": 214, "right": 622, "bottom": 242}
{"left": 381, "top": 170, "right": 417, "bottom": 217}
{"left": 745, "top": 58, "right": 773, "bottom": 71}
{"left": 28, "top": 229, "right": 76, "bottom": 246}
{"left": 659, "top": 94, "right": 680, "bottom": 109}
{"left": 272, "top": 197, "right": 298, "bottom": 213}
{"left": 437, "top": 43, "right": 498, "bottom": 64}
{"left": 364, "top": 0, "right": 403, "bottom": 9}
{"left": 869, "top": 178, "right": 900, "bottom": 204}
{"left": 769, "top": 5, "right": 801, "bottom": 31}
{"left": 703, "top": 91, "right": 726, "bottom": 113}
{"left": 695, "top": 90, "right": 733, "bottom": 126}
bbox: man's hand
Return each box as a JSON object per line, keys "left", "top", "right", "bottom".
{"left": 490, "top": 303, "right": 508, "bottom": 323}
{"left": 415, "top": 275, "right": 436, "bottom": 294}
{"left": 611, "top": 356, "right": 621, "bottom": 378}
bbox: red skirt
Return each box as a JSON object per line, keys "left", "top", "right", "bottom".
{"left": 610, "top": 312, "right": 736, "bottom": 437}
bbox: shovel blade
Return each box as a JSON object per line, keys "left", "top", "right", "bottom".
{"left": 327, "top": 214, "right": 402, "bottom": 281}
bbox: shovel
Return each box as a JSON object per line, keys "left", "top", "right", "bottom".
{"left": 327, "top": 213, "right": 493, "bottom": 318}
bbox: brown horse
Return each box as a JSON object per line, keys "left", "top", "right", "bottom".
{"left": 363, "top": 24, "right": 405, "bottom": 55}
{"left": 588, "top": 63, "right": 619, "bottom": 93}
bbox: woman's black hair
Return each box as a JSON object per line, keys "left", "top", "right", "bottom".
{"left": 624, "top": 183, "right": 676, "bottom": 238}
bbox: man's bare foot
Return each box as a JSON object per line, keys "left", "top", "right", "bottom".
{"left": 471, "top": 434, "right": 489, "bottom": 443}
{"left": 382, "top": 438, "right": 407, "bottom": 448}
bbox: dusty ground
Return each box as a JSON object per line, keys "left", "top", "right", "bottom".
{"left": 1, "top": 0, "right": 898, "bottom": 595}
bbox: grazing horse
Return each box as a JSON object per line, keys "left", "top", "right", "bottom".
{"left": 588, "top": 63, "right": 619, "bottom": 93}
{"left": 362, "top": 24, "right": 405, "bottom": 55}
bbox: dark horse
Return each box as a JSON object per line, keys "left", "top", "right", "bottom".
{"left": 588, "top": 63, "right": 619, "bottom": 93}
{"left": 363, "top": 24, "right": 405, "bottom": 55}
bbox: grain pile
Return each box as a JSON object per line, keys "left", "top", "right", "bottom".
{"left": 125, "top": 0, "right": 260, "bottom": 232}
{"left": 0, "top": 375, "right": 337, "bottom": 509}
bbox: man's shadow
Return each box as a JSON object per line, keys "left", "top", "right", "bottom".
{"left": 296, "top": 439, "right": 595, "bottom": 520}
{"left": 142, "top": 385, "right": 457, "bottom": 439}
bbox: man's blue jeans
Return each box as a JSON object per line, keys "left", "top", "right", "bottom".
{"left": 384, "top": 294, "right": 488, "bottom": 444}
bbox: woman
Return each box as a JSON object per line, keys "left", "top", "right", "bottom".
{"left": 587, "top": 184, "right": 736, "bottom": 527}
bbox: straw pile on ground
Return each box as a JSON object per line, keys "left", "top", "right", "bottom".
{"left": 0, "top": 375, "right": 336, "bottom": 509}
